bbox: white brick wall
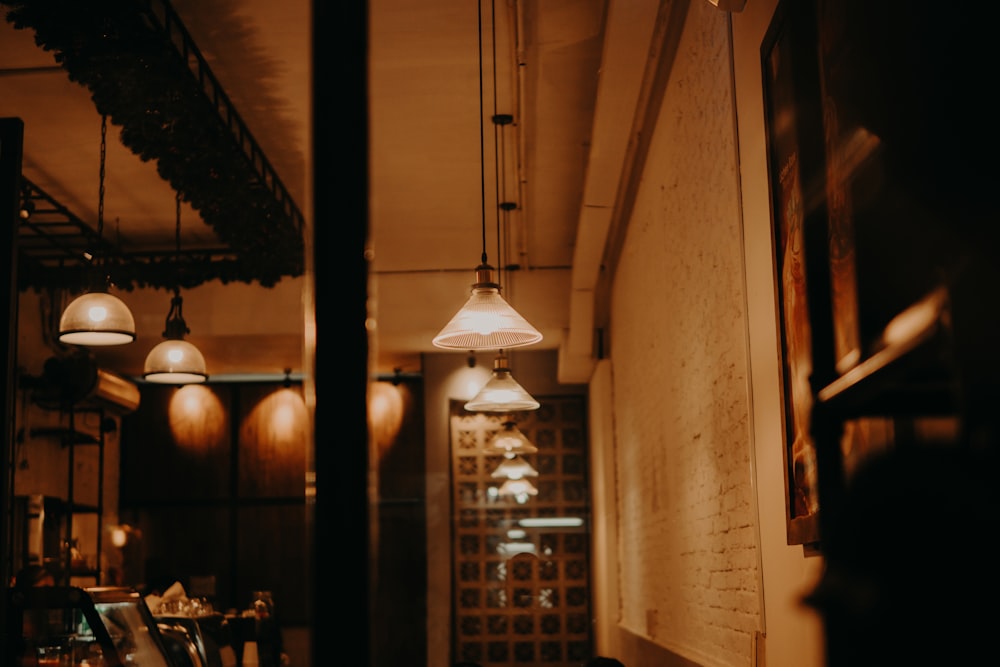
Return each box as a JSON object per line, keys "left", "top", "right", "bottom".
{"left": 609, "top": 3, "right": 760, "bottom": 665}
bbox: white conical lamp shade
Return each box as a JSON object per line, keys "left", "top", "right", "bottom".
{"left": 464, "top": 353, "right": 540, "bottom": 412}
{"left": 433, "top": 264, "right": 543, "bottom": 350}
{"left": 143, "top": 339, "right": 208, "bottom": 384}
{"left": 58, "top": 291, "right": 136, "bottom": 346}
{"left": 498, "top": 478, "right": 538, "bottom": 503}
{"left": 491, "top": 455, "right": 538, "bottom": 480}
{"left": 490, "top": 421, "right": 538, "bottom": 456}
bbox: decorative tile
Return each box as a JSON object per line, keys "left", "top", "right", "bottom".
{"left": 512, "top": 614, "right": 534, "bottom": 634}
{"left": 513, "top": 641, "right": 535, "bottom": 663}
{"left": 540, "top": 641, "right": 563, "bottom": 661}
{"left": 487, "top": 559, "right": 506, "bottom": 582}
{"left": 460, "top": 508, "right": 479, "bottom": 528}
{"left": 458, "top": 456, "right": 478, "bottom": 475}
{"left": 487, "top": 641, "right": 509, "bottom": 662}
{"left": 538, "top": 588, "right": 558, "bottom": 609}
{"left": 539, "top": 560, "right": 558, "bottom": 581}
{"left": 566, "top": 587, "right": 587, "bottom": 607}
{"left": 460, "top": 561, "right": 481, "bottom": 582}
{"left": 460, "top": 587, "right": 481, "bottom": 609}
{"left": 562, "top": 427, "right": 584, "bottom": 448}
{"left": 451, "top": 396, "right": 591, "bottom": 667}
{"left": 540, "top": 614, "right": 561, "bottom": 635}
{"left": 513, "top": 587, "right": 534, "bottom": 608}
{"left": 459, "top": 642, "right": 483, "bottom": 663}
{"left": 460, "top": 534, "right": 480, "bottom": 555}
{"left": 512, "top": 558, "right": 534, "bottom": 581}
{"left": 535, "top": 429, "right": 556, "bottom": 448}
{"left": 486, "top": 587, "right": 507, "bottom": 609}
{"left": 487, "top": 615, "right": 507, "bottom": 635}
{"left": 567, "top": 640, "right": 591, "bottom": 661}
{"left": 563, "top": 454, "right": 585, "bottom": 474}
{"left": 563, "top": 479, "right": 586, "bottom": 501}
{"left": 564, "top": 534, "right": 585, "bottom": 553}
{"left": 460, "top": 616, "right": 482, "bottom": 636}
{"left": 566, "top": 614, "right": 588, "bottom": 634}
{"left": 536, "top": 454, "right": 558, "bottom": 474}
{"left": 486, "top": 508, "right": 507, "bottom": 527}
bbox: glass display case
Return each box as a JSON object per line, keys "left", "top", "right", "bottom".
{"left": 5, "top": 586, "right": 178, "bottom": 666}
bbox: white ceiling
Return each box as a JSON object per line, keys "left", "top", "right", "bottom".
{"left": 1, "top": 0, "right": 708, "bottom": 382}
{"left": 368, "top": 0, "right": 609, "bottom": 377}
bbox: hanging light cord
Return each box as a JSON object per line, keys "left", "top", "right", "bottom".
{"left": 478, "top": 0, "right": 488, "bottom": 267}
{"left": 163, "top": 191, "right": 189, "bottom": 340}
{"left": 175, "top": 190, "right": 181, "bottom": 266}
{"left": 490, "top": 0, "right": 503, "bottom": 287}
{"left": 490, "top": 0, "right": 514, "bottom": 297}
{"left": 97, "top": 115, "right": 107, "bottom": 251}
{"left": 91, "top": 112, "right": 109, "bottom": 292}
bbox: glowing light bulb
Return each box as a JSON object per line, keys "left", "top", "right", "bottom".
{"left": 88, "top": 306, "right": 109, "bottom": 323}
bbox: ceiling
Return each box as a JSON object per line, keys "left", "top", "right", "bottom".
{"left": 1, "top": 0, "right": 714, "bottom": 383}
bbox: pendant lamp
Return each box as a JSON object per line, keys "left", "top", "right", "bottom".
{"left": 465, "top": 351, "right": 540, "bottom": 412}
{"left": 497, "top": 478, "right": 538, "bottom": 503}
{"left": 432, "top": 0, "right": 541, "bottom": 351}
{"left": 59, "top": 115, "right": 136, "bottom": 346}
{"left": 143, "top": 192, "right": 208, "bottom": 384}
{"left": 490, "top": 420, "right": 538, "bottom": 457}
{"left": 491, "top": 454, "right": 538, "bottom": 481}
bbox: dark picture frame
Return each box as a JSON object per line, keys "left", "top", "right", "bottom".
{"left": 760, "top": 0, "right": 956, "bottom": 546}
{"left": 760, "top": 2, "right": 829, "bottom": 546}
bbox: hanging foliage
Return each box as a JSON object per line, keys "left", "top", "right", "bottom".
{"left": 3, "top": 0, "right": 305, "bottom": 289}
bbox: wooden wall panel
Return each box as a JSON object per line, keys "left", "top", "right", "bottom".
{"left": 120, "top": 381, "right": 309, "bottom": 625}
{"left": 237, "top": 384, "right": 309, "bottom": 498}
{"left": 121, "top": 384, "right": 232, "bottom": 501}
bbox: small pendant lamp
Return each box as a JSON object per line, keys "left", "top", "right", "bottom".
{"left": 465, "top": 351, "right": 540, "bottom": 412}
{"left": 491, "top": 455, "right": 538, "bottom": 481}
{"left": 432, "top": 0, "right": 541, "bottom": 351}
{"left": 497, "top": 478, "right": 538, "bottom": 503}
{"left": 143, "top": 192, "right": 208, "bottom": 384}
{"left": 490, "top": 420, "right": 538, "bottom": 457}
{"left": 58, "top": 114, "right": 136, "bottom": 346}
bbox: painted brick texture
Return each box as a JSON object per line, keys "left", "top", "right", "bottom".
{"left": 609, "top": 4, "right": 760, "bottom": 666}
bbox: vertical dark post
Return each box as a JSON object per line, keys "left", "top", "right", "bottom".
{"left": 311, "top": 3, "right": 370, "bottom": 666}
{"left": 0, "top": 117, "right": 25, "bottom": 663}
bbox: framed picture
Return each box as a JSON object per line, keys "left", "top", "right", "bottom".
{"left": 763, "top": 0, "right": 995, "bottom": 548}
{"left": 760, "top": 1, "right": 828, "bottom": 546}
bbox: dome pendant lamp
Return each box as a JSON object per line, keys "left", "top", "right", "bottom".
{"left": 143, "top": 192, "right": 207, "bottom": 384}
{"left": 58, "top": 114, "right": 136, "bottom": 346}
{"left": 432, "top": 0, "right": 541, "bottom": 351}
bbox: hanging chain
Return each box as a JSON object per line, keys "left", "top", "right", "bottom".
{"left": 97, "top": 114, "right": 107, "bottom": 248}
{"left": 175, "top": 191, "right": 182, "bottom": 262}
{"left": 174, "top": 190, "right": 183, "bottom": 297}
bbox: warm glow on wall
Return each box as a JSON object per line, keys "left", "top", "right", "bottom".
{"left": 243, "top": 387, "right": 309, "bottom": 452}
{"left": 168, "top": 384, "right": 225, "bottom": 449}
{"left": 369, "top": 381, "right": 405, "bottom": 453}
